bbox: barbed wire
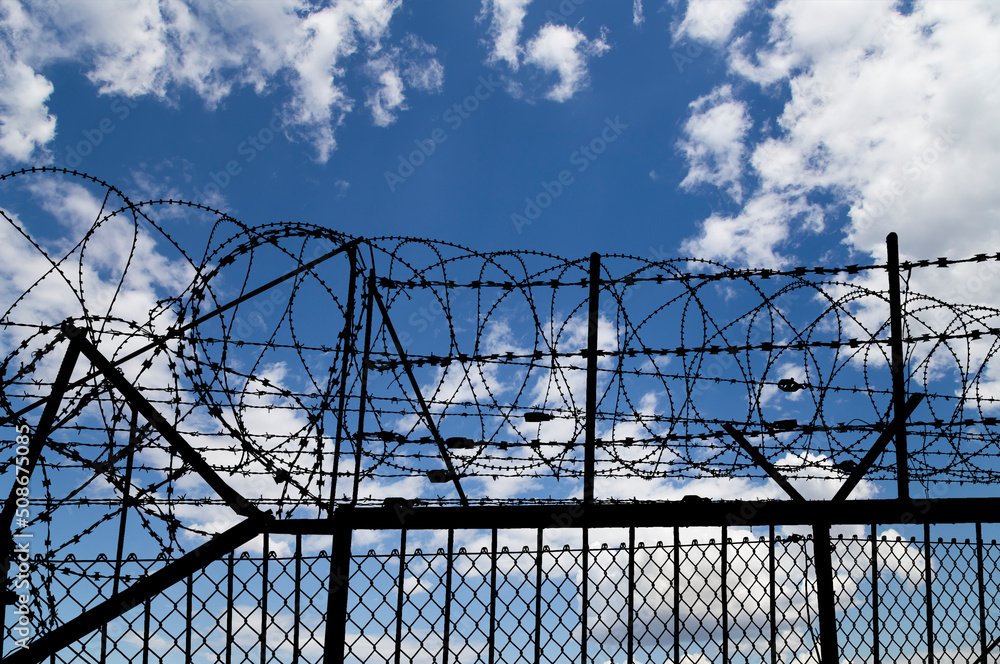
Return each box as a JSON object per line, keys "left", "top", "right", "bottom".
{"left": 1, "top": 167, "right": 1000, "bottom": 562}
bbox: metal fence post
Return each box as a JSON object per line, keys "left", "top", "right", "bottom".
{"left": 582, "top": 528, "right": 590, "bottom": 664}
{"left": 628, "top": 526, "right": 635, "bottom": 664}
{"left": 294, "top": 534, "right": 302, "bottom": 664}
{"left": 324, "top": 520, "right": 353, "bottom": 664}
{"left": 812, "top": 523, "right": 838, "bottom": 663}
{"left": 489, "top": 528, "right": 498, "bottom": 664}
{"left": 142, "top": 597, "right": 151, "bottom": 664}
{"left": 977, "top": 522, "right": 987, "bottom": 663}
{"left": 584, "top": 252, "right": 601, "bottom": 505}
{"left": 673, "top": 525, "right": 680, "bottom": 664}
{"left": 226, "top": 550, "right": 234, "bottom": 664}
{"left": 394, "top": 529, "right": 407, "bottom": 664}
{"left": 534, "top": 528, "right": 543, "bottom": 664}
{"left": 871, "top": 523, "right": 880, "bottom": 664}
{"left": 924, "top": 522, "right": 934, "bottom": 664}
{"left": 443, "top": 528, "right": 454, "bottom": 664}
{"left": 721, "top": 526, "right": 728, "bottom": 664}
{"left": 352, "top": 270, "right": 375, "bottom": 505}
{"left": 769, "top": 525, "right": 776, "bottom": 664}
{"left": 886, "top": 232, "right": 909, "bottom": 499}
{"left": 261, "top": 533, "right": 269, "bottom": 664}
{"left": 330, "top": 246, "right": 357, "bottom": 512}
{"left": 185, "top": 572, "right": 194, "bottom": 662}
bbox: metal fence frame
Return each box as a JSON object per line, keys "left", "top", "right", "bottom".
{"left": 4, "top": 230, "right": 1000, "bottom": 663}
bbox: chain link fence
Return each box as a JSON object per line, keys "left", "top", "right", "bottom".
{"left": 5, "top": 523, "right": 1000, "bottom": 663}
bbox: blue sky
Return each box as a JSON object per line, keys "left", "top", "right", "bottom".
{"left": 2, "top": 0, "right": 996, "bottom": 268}
{"left": 4, "top": 2, "right": 1000, "bottom": 660}
{"left": 0, "top": 0, "right": 910, "bottom": 261}
{"left": 33, "top": 1, "right": 728, "bottom": 258}
{"left": 1, "top": 0, "right": 999, "bottom": 514}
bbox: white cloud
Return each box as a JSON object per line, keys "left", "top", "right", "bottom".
{"left": 366, "top": 57, "right": 407, "bottom": 127}
{"left": 0, "top": 0, "right": 438, "bottom": 163}
{"left": 0, "top": 58, "right": 56, "bottom": 161}
{"left": 681, "top": 191, "right": 823, "bottom": 267}
{"left": 680, "top": 0, "right": 1000, "bottom": 274}
{"left": 364, "top": 34, "right": 444, "bottom": 127}
{"left": 479, "top": 0, "right": 533, "bottom": 69}
{"left": 525, "top": 23, "right": 610, "bottom": 102}
{"left": 677, "top": 84, "right": 750, "bottom": 202}
{"left": 633, "top": 0, "right": 645, "bottom": 27}
{"left": 674, "top": 0, "right": 751, "bottom": 46}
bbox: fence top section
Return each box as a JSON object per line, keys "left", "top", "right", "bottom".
{"left": 3, "top": 167, "right": 1000, "bottom": 547}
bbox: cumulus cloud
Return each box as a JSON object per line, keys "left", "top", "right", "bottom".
{"left": 677, "top": 84, "right": 750, "bottom": 202}
{"left": 478, "top": 2, "right": 610, "bottom": 102}
{"left": 633, "top": 0, "right": 645, "bottom": 27}
{"left": 0, "top": 58, "right": 55, "bottom": 161}
{"left": 679, "top": 0, "right": 1000, "bottom": 275}
{"left": 674, "top": 0, "right": 752, "bottom": 46}
{"left": 525, "top": 23, "right": 610, "bottom": 102}
{"left": 0, "top": 0, "right": 442, "bottom": 163}
{"left": 364, "top": 35, "right": 444, "bottom": 127}
{"left": 479, "top": 0, "right": 533, "bottom": 69}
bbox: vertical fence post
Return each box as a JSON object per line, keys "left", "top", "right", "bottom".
{"left": 628, "top": 526, "right": 635, "bottom": 664}
{"left": 186, "top": 572, "right": 194, "bottom": 662}
{"left": 812, "top": 523, "right": 838, "bottom": 664}
{"left": 352, "top": 271, "right": 376, "bottom": 505}
{"left": 489, "top": 528, "right": 498, "bottom": 664}
{"left": 769, "top": 525, "right": 776, "bottom": 664}
{"left": 886, "top": 232, "right": 909, "bottom": 499}
{"left": 103, "top": 406, "right": 139, "bottom": 662}
{"left": 721, "top": 526, "right": 728, "bottom": 664}
{"left": 294, "top": 534, "right": 302, "bottom": 664}
{"left": 977, "top": 522, "right": 987, "bottom": 663}
{"left": 871, "top": 523, "right": 880, "bottom": 664}
{"left": 582, "top": 528, "right": 590, "bottom": 664}
{"left": 582, "top": 252, "right": 599, "bottom": 664}
{"left": 673, "top": 525, "right": 680, "bottom": 664}
{"left": 394, "top": 529, "right": 407, "bottom": 664}
{"left": 324, "top": 518, "right": 353, "bottom": 664}
{"left": 443, "top": 528, "right": 454, "bottom": 664}
{"left": 113, "top": 408, "right": 138, "bottom": 598}
{"left": 226, "top": 550, "right": 234, "bottom": 664}
{"left": 261, "top": 533, "right": 269, "bottom": 664}
{"left": 142, "top": 596, "right": 151, "bottom": 664}
{"left": 584, "top": 252, "right": 600, "bottom": 505}
{"left": 535, "top": 528, "right": 543, "bottom": 664}
{"left": 924, "top": 522, "right": 934, "bottom": 664}
{"left": 330, "top": 246, "right": 357, "bottom": 513}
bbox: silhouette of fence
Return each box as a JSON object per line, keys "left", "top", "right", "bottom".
{"left": 2, "top": 168, "right": 1000, "bottom": 662}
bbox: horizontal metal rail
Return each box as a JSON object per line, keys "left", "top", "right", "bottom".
{"left": 262, "top": 497, "right": 1000, "bottom": 532}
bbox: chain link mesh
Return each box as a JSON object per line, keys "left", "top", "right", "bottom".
{"left": 5, "top": 525, "right": 1000, "bottom": 663}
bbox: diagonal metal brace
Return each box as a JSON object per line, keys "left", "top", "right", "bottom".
{"left": 66, "top": 324, "right": 269, "bottom": 520}
{"left": 370, "top": 286, "right": 469, "bottom": 506}
{"left": 1, "top": 337, "right": 81, "bottom": 540}
{"left": 833, "top": 393, "right": 924, "bottom": 502}
{"left": 722, "top": 423, "right": 805, "bottom": 502}
{"left": 0, "top": 239, "right": 360, "bottom": 429}
{"left": 0, "top": 517, "right": 263, "bottom": 664}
